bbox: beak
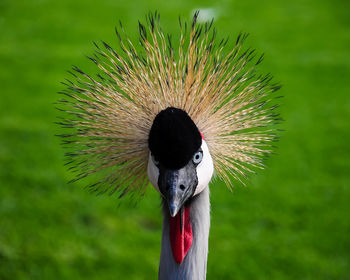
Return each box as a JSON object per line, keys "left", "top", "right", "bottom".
{"left": 167, "top": 172, "right": 184, "bottom": 217}
{"left": 158, "top": 163, "right": 198, "bottom": 217}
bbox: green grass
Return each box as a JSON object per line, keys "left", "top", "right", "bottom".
{"left": 1, "top": 0, "right": 349, "bottom": 279}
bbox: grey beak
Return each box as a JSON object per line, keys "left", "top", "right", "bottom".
{"left": 167, "top": 181, "right": 184, "bottom": 217}
{"left": 158, "top": 163, "right": 198, "bottom": 217}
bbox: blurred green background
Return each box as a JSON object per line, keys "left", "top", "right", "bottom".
{"left": 1, "top": 0, "right": 349, "bottom": 279}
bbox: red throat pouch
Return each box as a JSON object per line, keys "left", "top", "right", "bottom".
{"left": 169, "top": 205, "right": 193, "bottom": 264}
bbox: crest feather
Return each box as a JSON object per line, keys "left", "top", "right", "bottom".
{"left": 57, "top": 11, "right": 281, "bottom": 197}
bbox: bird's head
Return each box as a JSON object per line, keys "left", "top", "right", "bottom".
{"left": 147, "top": 107, "right": 214, "bottom": 217}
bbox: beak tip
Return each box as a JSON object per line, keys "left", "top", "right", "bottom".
{"left": 169, "top": 202, "right": 179, "bottom": 217}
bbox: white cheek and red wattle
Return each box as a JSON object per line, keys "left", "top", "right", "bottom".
{"left": 169, "top": 133, "right": 213, "bottom": 264}
{"left": 147, "top": 134, "right": 214, "bottom": 264}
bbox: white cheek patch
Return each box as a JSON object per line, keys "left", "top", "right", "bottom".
{"left": 147, "top": 140, "right": 214, "bottom": 196}
{"left": 147, "top": 153, "right": 160, "bottom": 193}
{"left": 194, "top": 139, "right": 214, "bottom": 196}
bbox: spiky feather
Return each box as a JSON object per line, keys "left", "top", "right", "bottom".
{"left": 57, "top": 11, "right": 281, "bottom": 197}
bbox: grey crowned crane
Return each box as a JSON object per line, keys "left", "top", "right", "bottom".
{"left": 58, "top": 11, "right": 281, "bottom": 280}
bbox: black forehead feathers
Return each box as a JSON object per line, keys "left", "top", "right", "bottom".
{"left": 148, "top": 107, "right": 202, "bottom": 169}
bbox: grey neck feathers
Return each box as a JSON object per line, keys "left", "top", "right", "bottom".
{"left": 159, "top": 186, "right": 210, "bottom": 280}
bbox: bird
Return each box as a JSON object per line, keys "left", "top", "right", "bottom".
{"left": 57, "top": 11, "right": 281, "bottom": 280}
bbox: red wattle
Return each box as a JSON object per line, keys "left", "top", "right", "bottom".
{"left": 169, "top": 205, "right": 193, "bottom": 264}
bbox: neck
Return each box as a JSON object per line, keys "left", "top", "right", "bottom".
{"left": 159, "top": 186, "right": 210, "bottom": 280}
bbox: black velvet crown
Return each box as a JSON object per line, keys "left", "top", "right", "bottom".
{"left": 148, "top": 107, "right": 202, "bottom": 169}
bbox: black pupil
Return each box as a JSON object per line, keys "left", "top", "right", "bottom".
{"left": 196, "top": 155, "right": 199, "bottom": 159}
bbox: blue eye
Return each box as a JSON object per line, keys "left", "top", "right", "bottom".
{"left": 193, "top": 151, "right": 203, "bottom": 164}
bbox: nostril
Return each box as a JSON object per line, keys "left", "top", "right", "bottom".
{"left": 180, "top": 184, "right": 185, "bottom": 191}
